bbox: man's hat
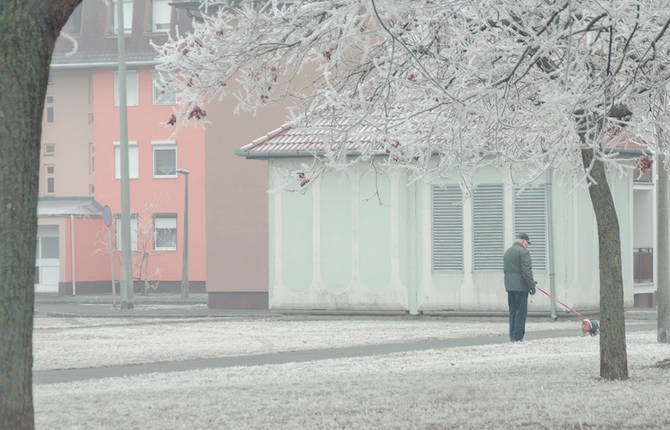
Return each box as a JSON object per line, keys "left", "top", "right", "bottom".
{"left": 517, "top": 232, "right": 531, "bottom": 244}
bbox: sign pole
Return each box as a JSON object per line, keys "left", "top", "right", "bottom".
{"left": 103, "top": 205, "right": 116, "bottom": 306}
{"left": 108, "top": 228, "right": 116, "bottom": 306}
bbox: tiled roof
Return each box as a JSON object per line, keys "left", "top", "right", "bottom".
{"left": 238, "top": 117, "right": 384, "bottom": 157}
{"left": 239, "top": 117, "right": 650, "bottom": 158}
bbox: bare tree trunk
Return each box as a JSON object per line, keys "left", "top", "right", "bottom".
{"left": 0, "top": 2, "right": 80, "bottom": 428}
{"left": 658, "top": 152, "right": 670, "bottom": 343}
{"left": 144, "top": 252, "right": 150, "bottom": 295}
{"left": 581, "top": 148, "right": 628, "bottom": 380}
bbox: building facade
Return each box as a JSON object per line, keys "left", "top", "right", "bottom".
{"left": 39, "top": 0, "right": 208, "bottom": 295}
{"left": 239, "top": 122, "right": 638, "bottom": 313}
{"left": 39, "top": 0, "right": 275, "bottom": 306}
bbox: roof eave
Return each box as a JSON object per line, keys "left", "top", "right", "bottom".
{"left": 50, "top": 60, "right": 160, "bottom": 70}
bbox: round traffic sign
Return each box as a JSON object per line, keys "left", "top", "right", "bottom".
{"left": 103, "top": 205, "right": 112, "bottom": 227}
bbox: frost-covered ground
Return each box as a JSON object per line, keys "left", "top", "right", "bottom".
{"left": 33, "top": 317, "right": 670, "bottom": 429}
{"left": 34, "top": 317, "right": 589, "bottom": 370}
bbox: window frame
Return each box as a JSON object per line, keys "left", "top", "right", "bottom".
{"left": 152, "top": 141, "right": 177, "bottom": 178}
{"left": 110, "top": 0, "right": 133, "bottom": 35}
{"left": 45, "top": 165, "right": 55, "bottom": 194}
{"left": 153, "top": 214, "right": 178, "bottom": 251}
{"left": 114, "top": 213, "right": 139, "bottom": 251}
{"left": 151, "top": 0, "right": 171, "bottom": 32}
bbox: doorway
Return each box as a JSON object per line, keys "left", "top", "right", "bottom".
{"left": 35, "top": 225, "right": 60, "bottom": 293}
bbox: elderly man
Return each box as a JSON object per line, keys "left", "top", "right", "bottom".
{"left": 503, "top": 232, "right": 536, "bottom": 342}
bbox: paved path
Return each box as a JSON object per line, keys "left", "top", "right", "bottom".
{"left": 33, "top": 322, "right": 656, "bottom": 385}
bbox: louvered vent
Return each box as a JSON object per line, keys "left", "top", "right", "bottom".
{"left": 513, "top": 186, "right": 547, "bottom": 271}
{"left": 432, "top": 185, "right": 463, "bottom": 271}
{"left": 473, "top": 184, "right": 504, "bottom": 271}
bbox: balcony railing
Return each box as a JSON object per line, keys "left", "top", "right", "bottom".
{"left": 634, "top": 248, "right": 653, "bottom": 284}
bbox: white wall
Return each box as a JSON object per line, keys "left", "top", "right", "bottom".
{"left": 268, "top": 159, "right": 634, "bottom": 312}
{"left": 633, "top": 190, "right": 654, "bottom": 248}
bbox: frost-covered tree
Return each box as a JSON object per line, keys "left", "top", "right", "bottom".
{"left": 157, "top": 0, "right": 670, "bottom": 380}
{"left": 0, "top": 1, "right": 82, "bottom": 428}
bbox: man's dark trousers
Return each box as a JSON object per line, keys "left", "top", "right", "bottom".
{"left": 507, "top": 291, "right": 529, "bottom": 341}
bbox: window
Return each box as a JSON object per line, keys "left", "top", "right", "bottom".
{"left": 45, "top": 95, "right": 54, "bottom": 123}
{"left": 45, "top": 144, "right": 55, "bottom": 155}
{"left": 152, "top": 70, "right": 176, "bottom": 105}
{"left": 110, "top": 0, "right": 133, "bottom": 34}
{"left": 40, "top": 236, "right": 59, "bottom": 259}
{"left": 114, "top": 70, "right": 139, "bottom": 106}
{"left": 634, "top": 166, "right": 653, "bottom": 183}
{"left": 514, "top": 186, "right": 547, "bottom": 271}
{"left": 114, "top": 214, "right": 138, "bottom": 251}
{"left": 472, "top": 184, "right": 504, "bottom": 271}
{"left": 114, "top": 141, "right": 139, "bottom": 179}
{"left": 89, "top": 142, "right": 94, "bottom": 173}
{"left": 152, "top": 0, "right": 171, "bottom": 32}
{"left": 432, "top": 185, "right": 463, "bottom": 271}
{"left": 63, "top": 3, "right": 82, "bottom": 35}
{"left": 45, "top": 165, "right": 55, "bottom": 194}
{"left": 153, "top": 214, "right": 177, "bottom": 250}
{"left": 153, "top": 142, "right": 176, "bottom": 177}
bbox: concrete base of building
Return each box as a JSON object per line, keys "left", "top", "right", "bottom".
{"left": 207, "top": 291, "right": 268, "bottom": 309}
{"left": 634, "top": 292, "right": 658, "bottom": 308}
{"left": 59, "top": 281, "right": 206, "bottom": 295}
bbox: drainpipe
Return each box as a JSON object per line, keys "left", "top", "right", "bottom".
{"left": 408, "top": 179, "right": 418, "bottom": 315}
{"left": 70, "top": 215, "right": 77, "bottom": 296}
{"left": 546, "top": 170, "right": 557, "bottom": 320}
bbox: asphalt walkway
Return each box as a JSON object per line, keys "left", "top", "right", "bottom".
{"left": 33, "top": 294, "right": 659, "bottom": 385}
{"left": 33, "top": 320, "right": 656, "bottom": 385}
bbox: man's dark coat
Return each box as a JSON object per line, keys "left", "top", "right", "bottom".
{"left": 503, "top": 242, "right": 535, "bottom": 292}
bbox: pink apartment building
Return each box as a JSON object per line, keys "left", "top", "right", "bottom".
{"left": 39, "top": 0, "right": 274, "bottom": 307}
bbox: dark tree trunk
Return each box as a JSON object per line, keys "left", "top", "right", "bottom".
{"left": 581, "top": 148, "right": 628, "bottom": 380}
{"left": 0, "top": 1, "right": 80, "bottom": 429}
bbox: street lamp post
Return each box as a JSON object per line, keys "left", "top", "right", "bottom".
{"left": 176, "top": 169, "right": 190, "bottom": 298}
{"left": 117, "top": 0, "right": 133, "bottom": 309}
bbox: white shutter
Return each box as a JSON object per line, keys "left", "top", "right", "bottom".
{"left": 114, "top": 214, "right": 138, "bottom": 251}
{"left": 514, "top": 186, "right": 547, "bottom": 271}
{"left": 432, "top": 185, "right": 463, "bottom": 271}
{"left": 114, "top": 70, "right": 138, "bottom": 106}
{"left": 473, "top": 184, "right": 504, "bottom": 271}
{"left": 114, "top": 142, "right": 138, "bottom": 179}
